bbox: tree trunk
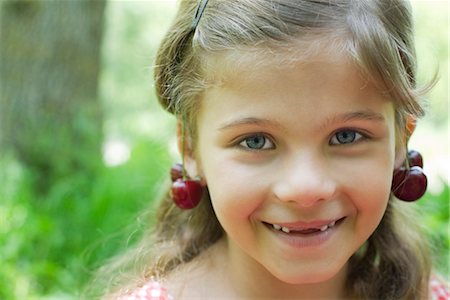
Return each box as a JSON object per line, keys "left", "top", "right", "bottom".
{"left": 0, "top": 0, "right": 106, "bottom": 190}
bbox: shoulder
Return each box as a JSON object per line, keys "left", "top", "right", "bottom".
{"left": 117, "top": 251, "right": 219, "bottom": 300}
{"left": 116, "top": 265, "right": 212, "bottom": 300}
{"left": 430, "top": 275, "right": 450, "bottom": 300}
{"left": 117, "top": 281, "right": 172, "bottom": 300}
{"left": 164, "top": 240, "right": 230, "bottom": 299}
{"left": 121, "top": 273, "right": 449, "bottom": 300}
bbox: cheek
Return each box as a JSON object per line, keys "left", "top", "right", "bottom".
{"left": 203, "top": 158, "right": 268, "bottom": 219}
{"left": 332, "top": 150, "right": 393, "bottom": 206}
{"left": 336, "top": 144, "right": 395, "bottom": 191}
{"left": 352, "top": 163, "right": 392, "bottom": 194}
{"left": 342, "top": 158, "right": 393, "bottom": 229}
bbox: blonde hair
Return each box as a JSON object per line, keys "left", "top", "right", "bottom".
{"left": 95, "top": 0, "right": 434, "bottom": 298}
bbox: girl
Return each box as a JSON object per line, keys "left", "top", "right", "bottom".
{"left": 98, "top": 0, "right": 448, "bottom": 299}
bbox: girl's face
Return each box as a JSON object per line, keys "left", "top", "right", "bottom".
{"left": 191, "top": 50, "right": 397, "bottom": 284}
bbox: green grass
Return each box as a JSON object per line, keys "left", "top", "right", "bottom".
{"left": 0, "top": 139, "right": 172, "bottom": 299}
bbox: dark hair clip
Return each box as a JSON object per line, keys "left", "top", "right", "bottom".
{"left": 192, "top": 0, "right": 209, "bottom": 31}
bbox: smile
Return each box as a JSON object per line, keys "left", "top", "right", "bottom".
{"left": 263, "top": 217, "right": 346, "bottom": 248}
{"left": 264, "top": 217, "right": 346, "bottom": 235}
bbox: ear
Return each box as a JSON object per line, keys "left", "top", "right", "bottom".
{"left": 176, "top": 120, "right": 205, "bottom": 183}
{"left": 394, "top": 115, "right": 416, "bottom": 169}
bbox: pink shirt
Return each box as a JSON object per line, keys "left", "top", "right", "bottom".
{"left": 122, "top": 277, "right": 449, "bottom": 300}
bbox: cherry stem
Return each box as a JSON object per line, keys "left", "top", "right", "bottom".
{"left": 181, "top": 117, "right": 187, "bottom": 180}
{"left": 402, "top": 148, "right": 411, "bottom": 171}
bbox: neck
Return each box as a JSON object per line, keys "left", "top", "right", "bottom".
{"left": 217, "top": 237, "right": 349, "bottom": 299}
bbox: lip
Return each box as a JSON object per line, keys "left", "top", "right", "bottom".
{"left": 264, "top": 217, "right": 346, "bottom": 249}
{"left": 269, "top": 218, "right": 343, "bottom": 230}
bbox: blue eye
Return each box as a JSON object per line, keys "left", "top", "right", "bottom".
{"left": 239, "top": 134, "right": 274, "bottom": 150}
{"left": 330, "top": 130, "right": 363, "bottom": 145}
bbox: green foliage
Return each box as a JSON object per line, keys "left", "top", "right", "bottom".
{"left": 0, "top": 140, "right": 172, "bottom": 299}
{"left": 418, "top": 183, "right": 450, "bottom": 277}
{"left": 1, "top": 2, "right": 178, "bottom": 298}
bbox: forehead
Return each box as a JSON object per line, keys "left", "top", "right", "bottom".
{"left": 203, "top": 41, "right": 380, "bottom": 96}
{"left": 203, "top": 34, "right": 352, "bottom": 84}
{"left": 197, "top": 46, "right": 394, "bottom": 129}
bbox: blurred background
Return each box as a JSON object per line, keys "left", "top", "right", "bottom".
{"left": 0, "top": 0, "right": 448, "bottom": 299}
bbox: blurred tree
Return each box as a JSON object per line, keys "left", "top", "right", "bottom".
{"left": 0, "top": 0, "right": 106, "bottom": 192}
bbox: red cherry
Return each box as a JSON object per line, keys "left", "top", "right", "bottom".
{"left": 170, "top": 163, "right": 183, "bottom": 182}
{"left": 408, "top": 150, "right": 423, "bottom": 168}
{"left": 392, "top": 166, "right": 427, "bottom": 201}
{"left": 171, "top": 179, "right": 203, "bottom": 209}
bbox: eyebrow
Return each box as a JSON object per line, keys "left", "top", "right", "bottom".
{"left": 218, "top": 117, "right": 283, "bottom": 131}
{"left": 218, "top": 110, "right": 386, "bottom": 132}
{"left": 318, "top": 109, "right": 386, "bottom": 132}
{"left": 327, "top": 110, "right": 386, "bottom": 124}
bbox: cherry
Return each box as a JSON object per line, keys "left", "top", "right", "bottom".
{"left": 392, "top": 166, "right": 427, "bottom": 201}
{"left": 170, "top": 163, "right": 183, "bottom": 182}
{"left": 408, "top": 150, "right": 423, "bottom": 168}
{"left": 171, "top": 179, "right": 203, "bottom": 209}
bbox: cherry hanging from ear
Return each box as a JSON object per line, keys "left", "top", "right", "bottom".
{"left": 170, "top": 163, "right": 183, "bottom": 182}
{"left": 408, "top": 150, "right": 423, "bottom": 168}
{"left": 169, "top": 163, "right": 203, "bottom": 209}
{"left": 391, "top": 149, "right": 427, "bottom": 202}
{"left": 392, "top": 166, "right": 427, "bottom": 202}
{"left": 171, "top": 178, "right": 203, "bottom": 209}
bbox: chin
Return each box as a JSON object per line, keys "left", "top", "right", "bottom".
{"left": 281, "top": 275, "right": 334, "bottom": 285}
{"left": 273, "top": 266, "right": 343, "bottom": 285}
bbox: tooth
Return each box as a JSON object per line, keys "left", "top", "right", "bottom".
{"left": 329, "top": 221, "right": 336, "bottom": 227}
{"left": 320, "top": 225, "right": 328, "bottom": 232}
{"left": 273, "top": 224, "right": 281, "bottom": 230}
{"left": 281, "top": 226, "right": 290, "bottom": 233}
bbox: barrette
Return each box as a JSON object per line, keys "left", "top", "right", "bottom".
{"left": 192, "top": 0, "right": 209, "bottom": 31}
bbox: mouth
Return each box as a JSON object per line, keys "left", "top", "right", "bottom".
{"left": 263, "top": 217, "right": 346, "bottom": 235}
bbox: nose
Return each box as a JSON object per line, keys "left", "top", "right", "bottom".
{"left": 272, "top": 152, "right": 336, "bottom": 207}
